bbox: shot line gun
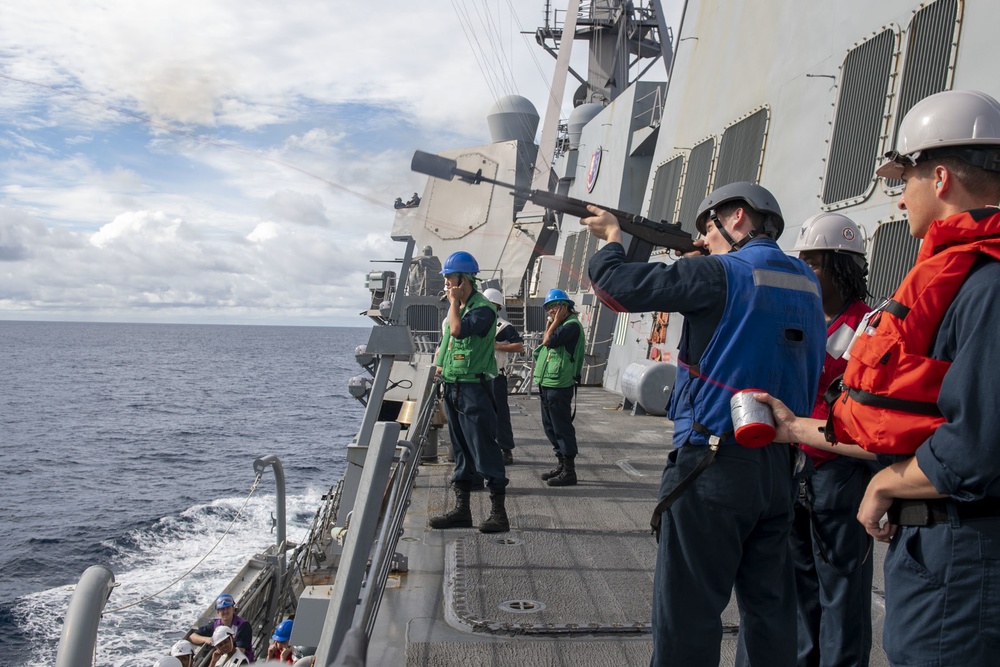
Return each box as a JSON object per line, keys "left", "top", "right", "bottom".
{"left": 410, "top": 150, "right": 700, "bottom": 257}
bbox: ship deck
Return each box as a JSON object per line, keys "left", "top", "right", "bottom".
{"left": 369, "top": 386, "right": 889, "bottom": 666}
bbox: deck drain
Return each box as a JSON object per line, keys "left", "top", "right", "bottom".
{"left": 499, "top": 599, "right": 546, "bottom": 614}
{"left": 400, "top": 536, "right": 419, "bottom": 542}
{"left": 494, "top": 537, "right": 523, "bottom": 546}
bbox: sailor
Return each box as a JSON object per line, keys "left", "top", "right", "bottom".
{"left": 789, "top": 212, "right": 879, "bottom": 666}
{"left": 170, "top": 639, "right": 196, "bottom": 667}
{"left": 207, "top": 625, "right": 248, "bottom": 666}
{"left": 267, "top": 619, "right": 295, "bottom": 663}
{"left": 430, "top": 251, "right": 510, "bottom": 533}
{"left": 534, "top": 288, "right": 586, "bottom": 486}
{"left": 152, "top": 658, "right": 183, "bottom": 667}
{"left": 584, "top": 182, "right": 825, "bottom": 667}
{"left": 407, "top": 245, "right": 445, "bottom": 297}
{"left": 758, "top": 89, "right": 1000, "bottom": 667}
{"left": 482, "top": 287, "right": 524, "bottom": 465}
{"left": 188, "top": 593, "right": 254, "bottom": 662}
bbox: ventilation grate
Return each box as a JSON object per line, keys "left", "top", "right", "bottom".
{"left": 866, "top": 219, "right": 921, "bottom": 305}
{"left": 677, "top": 138, "right": 715, "bottom": 235}
{"left": 823, "top": 29, "right": 896, "bottom": 205}
{"left": 715, "top": 108, "right": 769, "bottom": 188}
{"left": 648, "top": 155, "right": 685, "bottom": 225}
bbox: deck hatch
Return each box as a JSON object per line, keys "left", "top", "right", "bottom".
{"left": 823, "top": 28, "right": 896, "bottom": 206}
{"left": 866, "top": 219, "right": 921, "bottom": 305}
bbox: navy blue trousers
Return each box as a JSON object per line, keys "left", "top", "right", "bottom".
{"left": 652, "top": 443, "right": 797, "bottom": 667}
{"left": 883, "top": 512, "right": 1000, "bottom": 666}
{"left": 442, "top": 381, "right": 506, "bottom": 491}
{"left": 791, "top": 456, "right": 876, "bottom": 667}
{"left": 539, "top": 385, "right": 576, "bottom": 459}
{"left": 492, "top": 373, "right": 515, "bottom": 451}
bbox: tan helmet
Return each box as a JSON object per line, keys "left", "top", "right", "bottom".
{"left": 792, "top": 213, "right": 866, "bottom": 255}
{"left": 481, "top": 288, "right": 504, "bottom": 308}
{"left": 876, "top": 89, "right": 1000, "bottom": 178}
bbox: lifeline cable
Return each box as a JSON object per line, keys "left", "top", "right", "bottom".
{"left": 102, "top": 472, "right": 264, "bottom": 615}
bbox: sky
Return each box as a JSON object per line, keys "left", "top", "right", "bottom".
{"left": 0, "top": 0, "right": 588, "bottom": 326}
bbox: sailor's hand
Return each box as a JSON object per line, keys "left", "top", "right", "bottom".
{"left": 752, "top": 392, "right": 796, "bottom": 443}
{"left": 678, "top": 238, "right": 710, "bottom": 258}
{"left": 553, "top": 304, "right": 569, "bottom": 325}
{"left": 581, "top": 205, "right": 623, "bottom": 245}
{"left": 858, "top": 471, "right": 897, "bottom": 542}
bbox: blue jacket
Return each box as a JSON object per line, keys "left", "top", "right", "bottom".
{"left": 589, "top": 238, "right": 825, "bottom": 447}
{"left": 669, "top": 241, "right": 825, "bottom": 445}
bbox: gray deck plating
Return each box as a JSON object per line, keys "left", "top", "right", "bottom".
{"left": 367, "top": 387, "right": 887, "bottom": 666}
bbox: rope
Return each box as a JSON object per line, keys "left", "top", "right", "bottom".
{"left": 103, "top": 473, "right": 264, "bottom": 615}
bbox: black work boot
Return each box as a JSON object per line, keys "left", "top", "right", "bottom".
{"left": 479, "top": 490, "right": 510, "bottom": 533}
{"left": 540, "top": 454, "right": 565, "bottom": 481}
{"left": 430, "top": 484, "right": 473, "bottom": 529}
{"left": 547, "top": 457, "right": 577, "bottom": 486}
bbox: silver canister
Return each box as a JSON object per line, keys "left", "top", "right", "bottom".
{"left": 729, "top": 388, "right": 776, "bottom": 447}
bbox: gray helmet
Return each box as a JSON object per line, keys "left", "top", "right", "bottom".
{"left": 876, "top": 89, "right": 1000, "bottom": 178}
{"left": 422, "top": 245, "right": 433, "bottom": 256}
{"left": 792, "top": 212, "right": 866, "bottom": 255}
{"left": 695, "top": 182, "right": 784, "bottom": 239}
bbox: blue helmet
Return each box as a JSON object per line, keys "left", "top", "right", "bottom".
{"left": 440, "top": 251, "right": 479, "bottom": 275}
{"left": 543, "top": 288, "right": 573, "bottom": 308}
{"left": 271, "top": 619, "right": 294, "bottom": 642}
{"left": 215, "top": 593, "right": 235, "bottom": 610}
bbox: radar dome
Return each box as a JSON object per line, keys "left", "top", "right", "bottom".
{"left": 487, "top": 95, "right": 540, "bottom": 144}
{"left": 567, "top": 103, "right": 604, "bottom": 150}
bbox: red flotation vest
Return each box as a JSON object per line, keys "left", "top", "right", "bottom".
{"left": 830, "top": 208, "right": 1000, "bottom": 454}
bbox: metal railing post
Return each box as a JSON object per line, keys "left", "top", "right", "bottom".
{"left": 54, "top": 565, "right": 115, "bottom": 667}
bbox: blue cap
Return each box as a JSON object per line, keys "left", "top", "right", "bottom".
{"left": 543, "top": 288, "right": 573, "bottom": 307}
{"left": 440, "top": 251, "right": 479, "bottom": 275}
{"left": 215, "top": 593, "right": 235, "bottom": 610}
{"left": 272, "top": 619, "right": 294, "bottom": 642}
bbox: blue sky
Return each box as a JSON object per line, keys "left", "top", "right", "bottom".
{"left": 0, "top": 0, "right": 571, "bottom": 326}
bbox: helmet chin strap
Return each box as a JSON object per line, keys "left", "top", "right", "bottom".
{"left": 715, "top": 223, "right": 760, "bottom": 252}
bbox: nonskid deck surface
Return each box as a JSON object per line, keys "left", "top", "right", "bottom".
{"left": 367, "top": 386, "right": 888, "bottom": 666}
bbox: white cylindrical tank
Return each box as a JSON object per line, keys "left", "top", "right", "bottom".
{"left": 621, "top": 361, "right": 677, "bottom": 417}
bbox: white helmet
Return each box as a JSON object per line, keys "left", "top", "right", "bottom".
{"left": 876, "top": 89, "right": 1000, "bottom": 178}
{"left": 481, "top": 288, "right": 504, "bottom": 308}
{"left": 792, "top": 213, "right": 866, "bottom": 255}
{"left": 211, "top": 624, "right": 237, "bottom": 646}
{"left": 170, "top": 639, "right": 195, "bottom": 656}
{"left": 153, "top": 658, "right": 183, "bottom": 667}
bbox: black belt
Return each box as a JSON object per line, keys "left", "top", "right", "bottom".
{"left": 889, "top": 498, "right": 1000, "bottom": 526}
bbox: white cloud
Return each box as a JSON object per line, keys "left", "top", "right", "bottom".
{"left": 0, "top": 0, "right": 566, "bottom": 325}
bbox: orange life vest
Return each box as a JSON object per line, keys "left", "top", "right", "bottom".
{"left": 830, "top": 208, "right": 1000, "bottom": 454}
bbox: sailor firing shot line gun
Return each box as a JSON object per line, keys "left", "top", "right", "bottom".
{"left": 410, "top": 150, "right": 704, "bottom": 262}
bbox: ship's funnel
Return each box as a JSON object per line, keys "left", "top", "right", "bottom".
{"left": 567, "top": 103, "right": 605, "bottom": 150}
{"left": 487, "top": 95, "right": 540, "bottom": 144}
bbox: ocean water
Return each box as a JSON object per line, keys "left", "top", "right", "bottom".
{"left": 0, "top": 321, "right": 369, "bottom": 666}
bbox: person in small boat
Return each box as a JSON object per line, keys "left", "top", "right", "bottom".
{"left": 188, "top": 593, "right": 254, "bottom": 662}
{"left": 266, "top": 619, "right": 295, "bottom": 663}
{"left": 170, "top": 639, "right": 196, "bottom": 667}
{"left": 207, "top": 625, "right": 248, "bottom": 666}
